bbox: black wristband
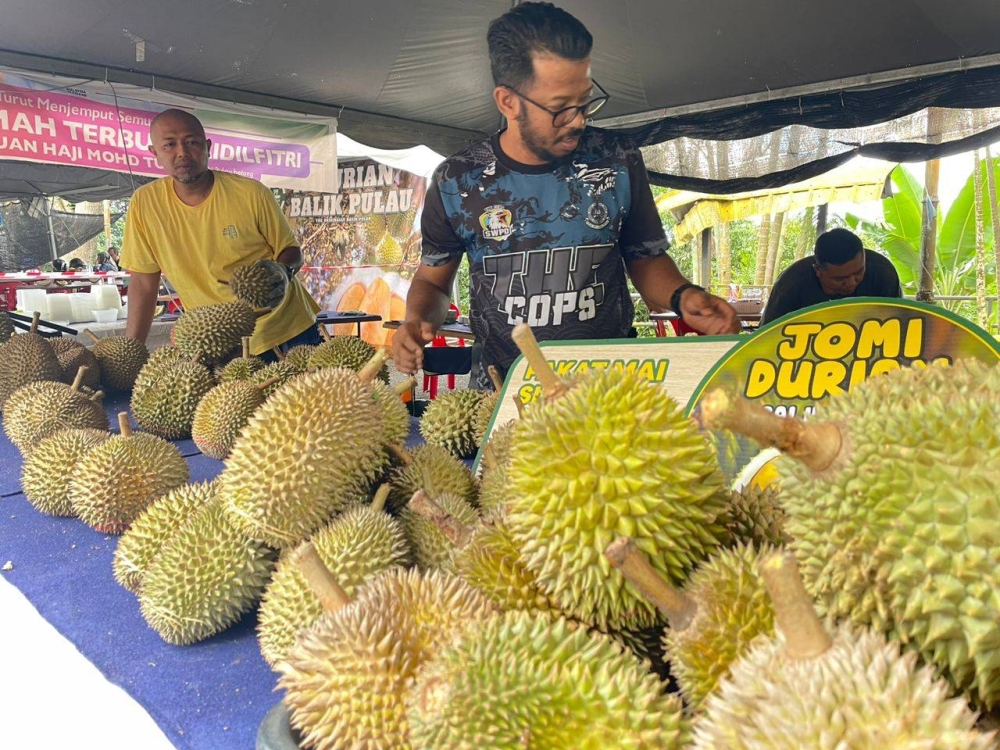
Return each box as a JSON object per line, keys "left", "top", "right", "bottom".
{"left": 670, "top": 283, "right": 704, "bottom": 316}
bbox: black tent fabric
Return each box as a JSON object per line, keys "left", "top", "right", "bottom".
{"left": 0, "top": 201, "right": 119, "bottom": 270}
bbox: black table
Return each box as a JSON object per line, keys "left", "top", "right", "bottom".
{"left": 316, "top": 310, "right": 383, "bottom": 337}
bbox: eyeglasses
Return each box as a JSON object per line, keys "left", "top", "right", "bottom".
{"left": 500, "top": 78, "right": 610, "bottom": 128}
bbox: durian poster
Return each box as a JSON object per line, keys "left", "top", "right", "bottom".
{"left": 688, "top": 297, "right": 1000, "bottom": 488}
{"left": 280, "top": 158, "right": 428, "bottom": 347}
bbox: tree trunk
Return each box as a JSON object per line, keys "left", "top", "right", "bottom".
{"left": 986, "top": 146, "right": 1000, "bottom": 333}
{"left": 717, "top": 222, "right": 732, "bottom": 286}
{"left": 764, "top": 213, "right": 785, "bottom": 286}
{"left": 974, "top": 148, "right": 989, "bottom": 328}
{"left": 754, "top": 217, "right": 771, "bottom": 285}
{"left": 795, "top": 206, "right": 815, "bottom": 260}
{"left": 917, "top": 108, "right": 943, "bottom": 302}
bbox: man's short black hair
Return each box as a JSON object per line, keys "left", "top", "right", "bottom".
{"left": 814, "top": 228, "right": 864, "bottom": 266}
{"left": 487, "top": 2, "right": 593, "bottom": 88}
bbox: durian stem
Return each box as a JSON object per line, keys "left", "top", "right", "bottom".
{"left": 83, "top": 328, "right": 100, "bottom": 344}
{"left": 387, "top": 443, "right": 411, "bottom": 465}
{"left": 270, "top": 346, "right": 286, "bottom": 361}
{"left": 511, "top": 393, "right": 525, "bottom": 418}
{"left": 190, "top": 352, "right": 204, "bottom": 366}
{"left": 759, "top": 551, "right": 832, "bottom": 659}
{"left": 252, "top": 307, "right": 273, "bottom": 319}
{"left": 357, "top": 349, "right": 388, "bottom": 383}
{"left": 511, "top": 323, "right": 569, "bottom": 400}
{"left": 70, "top": 366, "right": 87, "bottom": 392}
{"left": 257, "top": 376, "right": 282, "bottom": 391}
{"left": 117, "top": 412, "right": 133, "bottom": 437}
{"left": 408, "top": 490, "right": 472, "bottom": 549}
{"left": 698, "top": 388, "right": 843, "bottom": 472}
{"left": 318, "top": 324, "right": 331, "bottom": 342}
{"left": 487, "top": 365, "right": 504, "bottom": 392}
{"left": 604, "top": 537, "right": 698, "bottom": 630}
{"left": 241, "top": 336, "right": 251, "bottom": 359}
{"left": 371, "top": 484, "right": 390, "bottom": 513}
{"left": 294, "top": 542, "right": 351, "bottom": 615}
{"left": 90, "top": 390, "right": 105, "bottom": 402}
{"left": 30, "top": 311, "right": 40, "bottom": 335}
{"left": 393, "top": 377, "right": 415, "bottom": 397}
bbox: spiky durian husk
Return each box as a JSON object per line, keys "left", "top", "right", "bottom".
{"left": 228, "top": 262, "right": 276, "bottom": 308}
{"left": 452, "top": 510, "right": 556, "bottom": 612}
{"left": 399, "top": 492, "right": 479, "bottom": 572}
{"left": 3, "top": 379, "right": 109, "bottom": 453}
{"left": 471, "top": 391, "right": 499, "bottom": 445}
{"left": 257, "top": 504, "right": 411, "bottom": 666}
{"left": 191, "top": 380, "right": 266, "bottom": 459}
{"left": 371, "top": 381, "right": 410, "bottom": 446}
{"left": 218, "top": 368, "right": 387, "bottom": 549}
{"left": 170, "top": 301, "right": 256, "bottom": 365}
{"left": 278, "top": 569, "right": 495, "bottom": 750}
{"left": 69, "top": 431, "right": 190, "bottom": 534}
{"left": 419, "top": 389, "right": 485, "bottom": 458}
{"left": 387, "top": 443, "right": 478, "bottom": 513}
{"left": 139, "top": 498, "right": 276, "bottom": 645}
{"left": 775, "top": 358, "right": 1000, "bottom": 706}
{"left": 215, "top": 354, "right": 265, "bottom": 382}
{"left": 250, "top": 361, "right": 298, "bottom": 397}
{"left": 130, "top": 360, "right": 217, "bottom": 440}
{"left": 307, "top": 337, "right": 389, "bottom": 382}
{"left": 0, "top": 330, "right": 63, "bottom": 408}
{"left": 721, "top": 485, "right": 789, "bottom": 548}
{"left": 374, "top": 229, "right": 403, "bottom": 265}
{"left": 507, "top": 369, "right": 729, "bottom": 631}
{"left": 91, "top": 336, "right": 148, "bottom": 392}
{"left": 49, "top": 338, "right": 102, "bottom": 390}
{"left": 0, "top": 311, "right": 14, "bottom": 343}
{"left": 282, "top": 345, "right": 315, "bottom": 373}
{"left": 113, "top": 481, "right": 218, "bottom": 593}
{"left": 144, "top": 344, "right": 183, "bottom": 373}
{"left": 476, "top": 421, "right": 517, "bottom": 513}
{"left": 691, "top": 621, "right": 997, "bottom": 749}
{"left": 21, "top": 428, "right": 109, "bottom": 516}
{"left": 482, "top": 419, "right": 516, "bottom": 469}
{"left": 408, "top": 610, "right": 689, "bottom": 750}
{"left": 666, "top": 542, "right": 778, "bottom": 708}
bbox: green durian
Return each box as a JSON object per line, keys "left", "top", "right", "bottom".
{"left": 419, "top": 389, "right": 485, "bottom": 458}
{"left": 21, "top": 427, "right": 110, "bottom": 516}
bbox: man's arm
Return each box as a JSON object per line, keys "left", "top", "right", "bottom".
{"left": 391, "top": 259, "right": 461, "bottom": 374}
{"left": 626, "top": 255, "right": 740, "bottom": 335}
{"left": 124, "top": 270, "right": 162, "bottom": 342}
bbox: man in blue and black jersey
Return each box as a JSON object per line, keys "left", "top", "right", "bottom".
{"left": 392, "top": 1, "right": 740, "bottom": 387}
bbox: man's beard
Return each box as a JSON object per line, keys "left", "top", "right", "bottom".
{"left": 517, "top": 108, "right": 583, "bottom": 164}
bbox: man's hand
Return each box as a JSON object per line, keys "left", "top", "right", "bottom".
{"left": 391, "top": 320, "right": 436, "bottom": 374}
{"left": 679, "top": 288, "right": 741, "bottom": 335}
{"left": 253, "top": 258, "right": 290, "bottom": 309}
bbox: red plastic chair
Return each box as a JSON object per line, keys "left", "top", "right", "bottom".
{"left": 423, "top": 303, "right": 465, "bottom": 399}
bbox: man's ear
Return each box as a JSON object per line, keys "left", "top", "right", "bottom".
{"left": 493, "top": 86, "right": 520, "bottom": 121}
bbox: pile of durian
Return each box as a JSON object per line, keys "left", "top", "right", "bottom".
{"left": 6, "top": 290, "right": 1000, "bottom": 749}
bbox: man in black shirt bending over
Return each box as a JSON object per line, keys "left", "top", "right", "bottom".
{"left": 761, "top": 228, "right": 902, "bottom": 325}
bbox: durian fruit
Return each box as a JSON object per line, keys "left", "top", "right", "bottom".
{"left": 691, "top": 551, "right": 996, "bottom": 749}
{"left": 408, "top": 610, "right": 689, "bottom": 750}
{"left": 400, "top": 490, "right": 480, "bottom": 572}
{"left": 170, "top": 300, "right": 258, "bottom": 365}
{"left": 699, "top": 359, "right": 1000, "bottom": 706}
{"left": 215, "top": 336, "right": 265, "bottom": 381}
{"left": 387, "top": 443, "right": 478, "bottom": 513}
{"left": 3, "top": 367, "right": 109, "bottom": 453}
{"left": 257, "top": 485, "right": 411, "bottom": 666}
{"left": 228, "top": 262, "right": 278, "bottom": 309}
{"left": 371, "top": 378, "right": 413, "bottom": 448}
{"left": 85, "top": 331, "right": 149, "bottom": 392}
{"left": 419, "top": 389, "right": 486, "bottom": 458}
{"left": 191, "top": 377, "right": 275, "bottom": 459}
{"left": 506, "top": 324, "right": 729, "bottom": 631}
{"left": 452, "top": 507, "right": 558, "bottom": 613}
{"left": 307, "top": 336, "right": 389, "bottom": 382}
{"left": 144, "top": 344, "right": 183, "bottom": 373}
{"left": 250, "top": 360, "right": 298, "bottom": 397}
{"left": 219, "top": 353, "right": 391, "bottom": 549}
{"left": 471, "top": 371, "right": 501, "bottom": 444}
{"left": 282, "top": 344, "right": 316, "bottom": 373}
{"left": 721, "top": 484, "right": 789, "bottom": 548}
{"left": 0, "top": 313, "right": 63, "bottom": 408}
{"left": 48, "top": 337, "right": 101, "bottom": 390}
{"left": 477, "top": 420, "right": 516, "bottom": 513}
{"left": 130, "top": 356, "right": 217, "bottom": 440}
{"left": 606, "top": 536, "right": 777, "bottom": 709}
{"left": 114, "top": 480, "right": 218, "bottom": 593}
{"left": 139, "top": 496, "right": 276, "bottom": 645}
{"left": 0, "top": 311, "right": 14, "bottom": 343}
{"left": 69, "top": 412, "right": 190, "bottom": 534}
{"left": 21, "top": 427, "right": 110, "bottom": 516}
{"left": 278, "top": 563, "right": 495, "bottom": 750}
{"left": 374, "top": 229, "right": 403, "bottom": 266}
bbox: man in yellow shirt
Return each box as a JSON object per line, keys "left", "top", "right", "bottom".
{"left": 121, "top": 108, "right": 320, "bottom": 355}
